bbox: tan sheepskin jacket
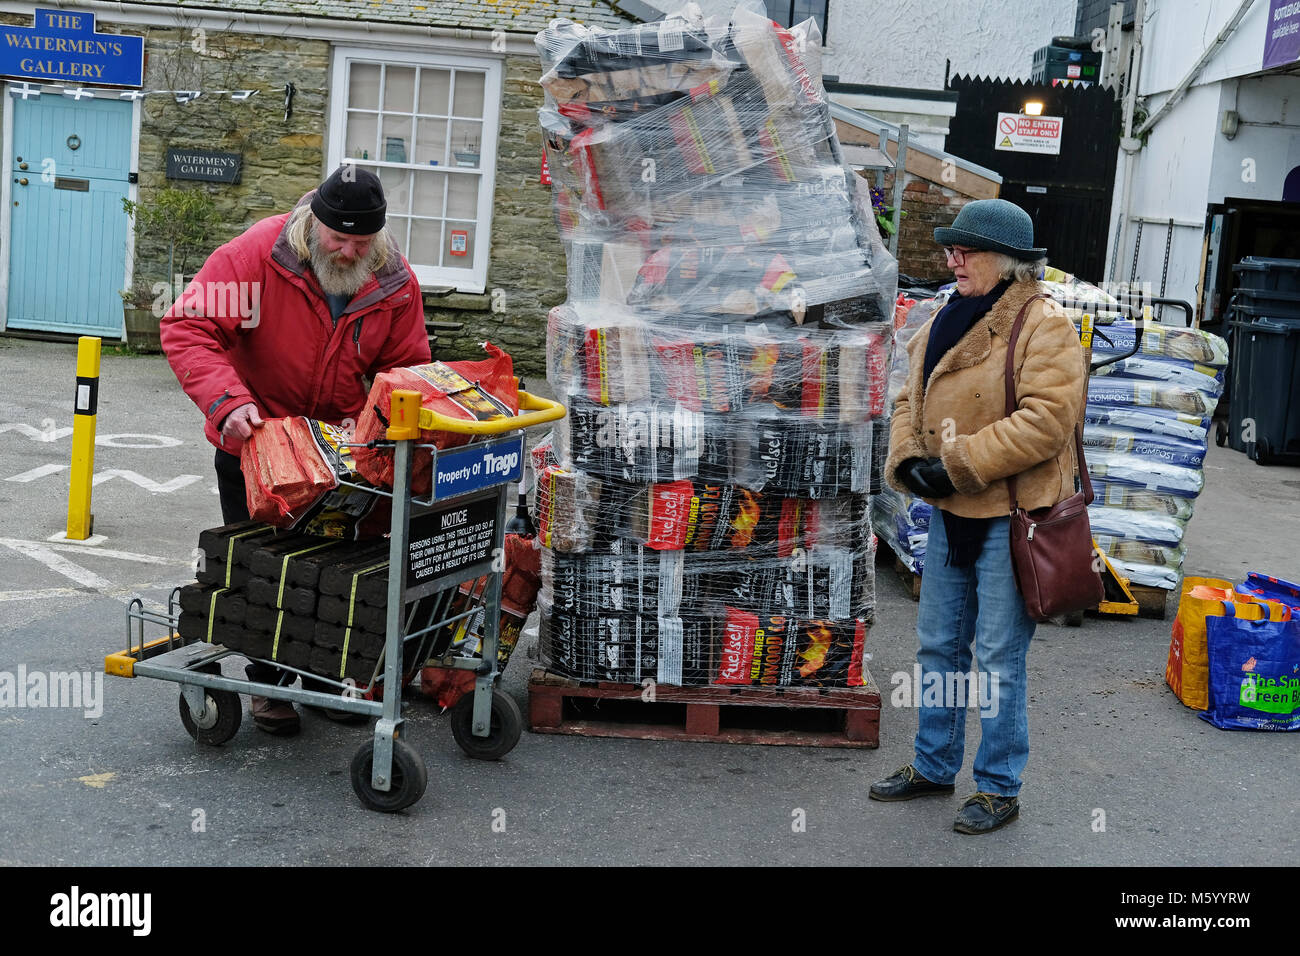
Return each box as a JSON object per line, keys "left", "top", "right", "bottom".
{"left": 884, "top": 279, "right": 1088, "bottom": 518}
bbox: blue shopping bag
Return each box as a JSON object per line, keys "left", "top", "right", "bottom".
{"left": 1200, "top": 602, "right": 1300, "bottom": 731}
{"left": 1236, "top": 572, "right": 1300, "bottom": 609}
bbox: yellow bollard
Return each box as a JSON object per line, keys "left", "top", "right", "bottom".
{"left": 66, "top": 336, "right": 101, "bottom": 540}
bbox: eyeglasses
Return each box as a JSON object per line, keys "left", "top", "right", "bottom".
{"left": 942, "top": 245, "right": 981, "bottom": 265}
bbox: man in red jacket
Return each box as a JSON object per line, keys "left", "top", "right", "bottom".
{"left": 161, "top": 165, "right": 431, "bottom": 734}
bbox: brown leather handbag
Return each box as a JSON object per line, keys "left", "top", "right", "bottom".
{"left": 1004, "top": 294, "right": 1104, "bottom": 622}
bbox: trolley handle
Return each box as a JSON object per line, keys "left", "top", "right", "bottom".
{"left": 385, "top": 388, "right": 566, "bottom": 440}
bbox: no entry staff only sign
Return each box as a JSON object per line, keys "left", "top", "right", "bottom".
{"left": 995, "top": 113, "right": 1064, "bottom": 155}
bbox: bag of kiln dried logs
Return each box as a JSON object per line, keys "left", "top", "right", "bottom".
{"left": 352, "top": 344, "right": 520, "bottom": 495}
{"left": 241, "top": 417, "right": 352, "bottom": 526}
{"left": 715, "top": 608, "right": 866, "bottom": 688}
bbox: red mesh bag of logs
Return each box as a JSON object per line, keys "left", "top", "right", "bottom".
{"left": 352, "top": 343, "right": 520, "bottom": 495}
{"left": 240, "top": 417, "right": 340, "bottom": 525}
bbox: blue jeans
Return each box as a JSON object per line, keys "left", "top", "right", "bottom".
{"left": 912, "top": 513, "right": 1036, "bottom": 797}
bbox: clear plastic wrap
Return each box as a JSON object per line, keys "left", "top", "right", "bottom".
{"left": 534, "top": 2, "right": 890, "bottom": 687}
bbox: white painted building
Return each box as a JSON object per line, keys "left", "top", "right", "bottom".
{"left": 629, "top": 0, "right": 1076, "bottom": 88}
{"left": 1104, "top": 0, "right": 1300, "bottom": 315}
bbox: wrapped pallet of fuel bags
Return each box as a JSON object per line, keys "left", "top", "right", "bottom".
{"left": 534, "top": 3, "right": 894, "bottom": 687}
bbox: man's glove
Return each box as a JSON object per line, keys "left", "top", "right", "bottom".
{"left": 898, "top": 457, "right": 957, "bottom": 499}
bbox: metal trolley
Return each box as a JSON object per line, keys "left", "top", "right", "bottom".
{"left": 106, "top": 388, "right": 565, "bottom": 812}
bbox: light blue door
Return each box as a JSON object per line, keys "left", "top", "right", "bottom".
{"left": 7, "top": 92, "right": 132, "bottom": 335}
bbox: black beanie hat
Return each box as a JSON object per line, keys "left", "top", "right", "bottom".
{"left": 310, "top": 165, "right": 386, "bottom": 235}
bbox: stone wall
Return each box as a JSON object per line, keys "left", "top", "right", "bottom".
{"left": 132, "top": 26, "right": 329, "bottom": 288}
{"left": 426, "top": 54, "right": 562, "bottom": 379}
{"left": 0, "top": 13, "right": 563, "bottom": 376}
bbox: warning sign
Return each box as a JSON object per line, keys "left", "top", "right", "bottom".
{"left": 405, "top": 490, "right": 498, "bottom": 596}
{"left": 994, "top": 112, "right": 1063, "bottom": 155}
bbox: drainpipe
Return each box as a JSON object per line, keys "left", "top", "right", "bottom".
{"left": 1111, "top": 0, "right": 1147, "bottom": 286}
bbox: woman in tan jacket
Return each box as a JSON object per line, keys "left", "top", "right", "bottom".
{"left": 870, "top": 199, "right": 1087, "bottom": 834}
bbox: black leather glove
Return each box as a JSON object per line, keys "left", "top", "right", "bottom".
{"left": 898, "top": 457, "right": 940, "bottom": 498}
{"left": 899, "top": 457, "right": 956, "bottom": 499}
{"left": 916, "top": 457, "right": 957, "bottom": 498}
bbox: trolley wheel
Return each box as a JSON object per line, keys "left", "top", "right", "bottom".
{"left": 1254, "top": 438, "right": 1271, "bottom": 465}
{"left": 1064, "top": 609, "right": 1085, "bottom": 627}
{"left": 1215, "top": 421, "right": 1227, "bottom": 447}
{"left": 450, "top": 688, "right": 522, "bottom": 761}
{"left": 178, "top": 687, "right": 241, "bottom": 746}
{"left": 350, "top": 738, "right": 427, "bottom": 813}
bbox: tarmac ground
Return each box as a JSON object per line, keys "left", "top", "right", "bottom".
{"left": 0, "top": 336, "right": 1297, "bottom": 878}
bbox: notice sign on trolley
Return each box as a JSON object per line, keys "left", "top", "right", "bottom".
{"left": 995, "top": 112, "right": 1064, "bottom": 155}
{"left": 406, "top": 490, "right": 498, "bottom": 597}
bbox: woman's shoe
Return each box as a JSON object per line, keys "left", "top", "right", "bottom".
{"left": 869, "top": 764, "right": 955, "bottom": 801}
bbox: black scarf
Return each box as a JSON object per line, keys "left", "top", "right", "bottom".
{"left": 922, "top": 279, "right": 1013, "bottom": 568}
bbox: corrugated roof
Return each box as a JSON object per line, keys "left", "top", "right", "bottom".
{"left": 131, "top": 0, "right": 634, "bottom": 33}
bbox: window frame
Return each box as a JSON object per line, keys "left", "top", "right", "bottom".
{"left": 328, "top": 45, "right": 502, "bottom": 294}
{"left": 765, "top": 0, "right": 830, "bottom": 45}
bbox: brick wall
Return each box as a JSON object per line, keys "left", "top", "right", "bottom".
{"left": 880, "top": 173, "right": 973, "bottom": 283}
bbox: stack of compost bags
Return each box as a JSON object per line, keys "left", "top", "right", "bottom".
{"left": 1083, "top": 318, "right": 1228, "bottom": 589}
{"left": 533, "top": 3, "right": 895, "bottom": 686}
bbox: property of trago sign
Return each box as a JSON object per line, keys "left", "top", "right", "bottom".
{"left": 994, "top": 112, "right": 1064, "bottom": 155}
{"left": 0, "top": 8, "right": 144, "bottom": 86}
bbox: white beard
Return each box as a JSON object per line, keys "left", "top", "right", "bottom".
{"left": 307, "top": 228, "right": 382, "bottom": 297}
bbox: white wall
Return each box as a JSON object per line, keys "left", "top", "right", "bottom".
{"left": 1103, "top": 0, "right": 1297, "bottom": 308}
{"left": 1209, "top": 73, "right": 1300, "bottom": 201}
{"left": 1106, "top": 83, "right": 1219, "bottom": 300}
{"left": 1139, "top": 0, "right": 1272, "bottom": 95}
{"left": 642, "top": 0, "right": 1076, "bottom": 88}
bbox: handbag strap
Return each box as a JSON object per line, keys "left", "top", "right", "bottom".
{"left": 1003, "top": 292, "right": 1094, "bottom": 510}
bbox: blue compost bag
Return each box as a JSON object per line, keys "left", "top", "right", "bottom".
{"left": 1200, "top": 602, "right": 1300, "bottom": 731}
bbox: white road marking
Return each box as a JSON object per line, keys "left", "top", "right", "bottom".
{"left": 0, "top": 587, "right": 85, "bottom": 602}
{"left": 0, "top": 423, "right": 73, "bottom": 442}
{"left": 42, "top": 542, "right": 185, "bottom": 566}
{"left": 96, "top": 434, "right": 183, "bottom": 449}
{"left": 0, "top": 538, "right": 189, "bottom": 610}
{"left": 0, "top": 539, "right": 116, "bottom": 590}
{"left": 5, "top": 464, "right": 68, "bottom": 482}
{"left": 91, "top": 470, "right": 202, "bottom": 493}
{"left": 5, "top": 466, "right": 202, "bottom": 493}
{"left": 45, "top": 532, "right": 107, "bottom": 546}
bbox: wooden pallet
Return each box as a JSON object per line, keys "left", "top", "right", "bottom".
{"left": 893, "top": 557, "right": 922, "bottom": 601}
{"left": 528, "top": 667, "right": 880, "bottom": 748}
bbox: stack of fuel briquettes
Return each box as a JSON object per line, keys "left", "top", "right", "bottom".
{"left": 178, "top": 522, "right": 403, "bottom": 685}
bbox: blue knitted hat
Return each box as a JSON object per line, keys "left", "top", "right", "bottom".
{"left": 933, "top": 199, "right": 1046, "bottom": 260}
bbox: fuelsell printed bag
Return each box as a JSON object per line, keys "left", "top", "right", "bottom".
{"left": 353, "top": 345, "right": 519, "bottom": 495}
{"left": 1202, "top": 603, "right": 1300, "bottom": 731}
{"left": 715, "top": 608, "right": 866, "bottom": 687}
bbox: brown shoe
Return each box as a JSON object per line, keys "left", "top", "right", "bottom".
{"left": 250, "top": 696, "right": 300, "bottom": 736}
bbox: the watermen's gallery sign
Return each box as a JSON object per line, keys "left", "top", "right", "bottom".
{"left": 0, "top": 9, "right": 144, "bottom": 86}
{"left": 166, "top": 149, "right": 242, "bottom": 183}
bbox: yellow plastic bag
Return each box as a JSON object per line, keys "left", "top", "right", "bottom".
{"left": 1165, "top": 577, "right": 1291, "bottom": 709}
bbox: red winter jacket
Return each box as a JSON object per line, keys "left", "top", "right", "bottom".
{"left": 160, "top": 193, "right": 431, "bottom": 455}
